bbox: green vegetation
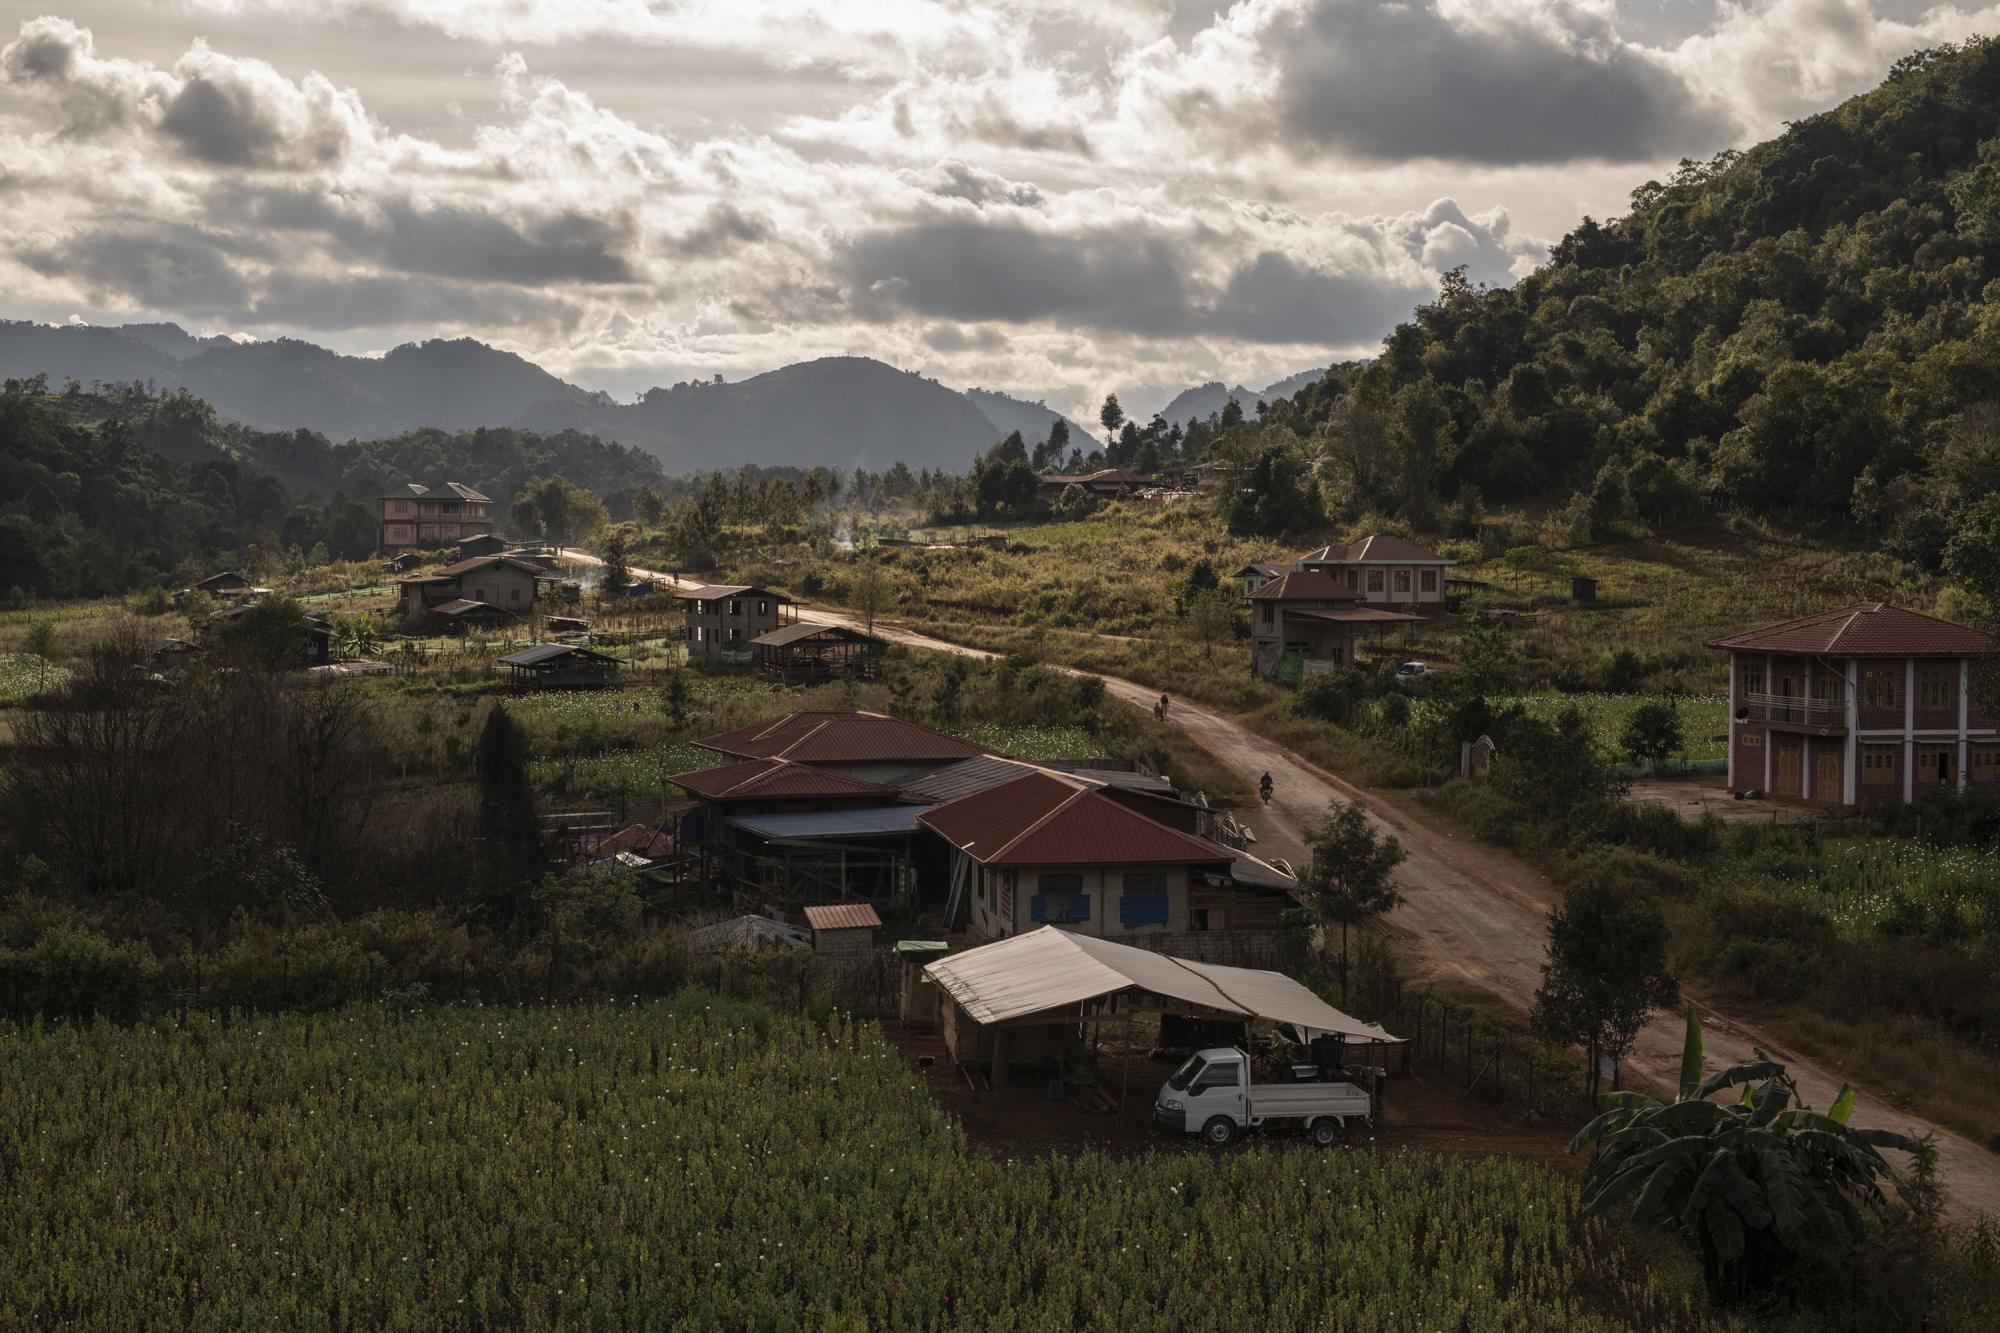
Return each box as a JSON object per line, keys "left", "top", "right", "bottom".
{"left": 0, "top": 997, "right": 1708, "bottom": 1331}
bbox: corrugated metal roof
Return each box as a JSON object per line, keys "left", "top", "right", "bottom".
{"left": 1298, "top": 534, "right": 1452, "bottom": 564}
{"left": 499, "top": 643, "right": 622, "bottom": 667}
{"left": 381, "top": 482, "right": 492, "bottom": 502}
{"left": 680, "top": 583, "right": 791, "bottom": 602}
{"left": 804, "top": 903, "right": 882, "bottom": 931}
{"left": 920, "top": 772, "right": 1233, "bottom": 868}
{"left": 1706, "top": 603, "right": 1995, "bottom": 657}
{"left": 437, "top": 555, "right": 545, "bottom": 578}
{"left": 724, "top": 804, "right": 934, "bottom": 841}
{"left": 898, "top": 755, "right": 1049, "bottom": 803}
{"left": 923, "top": 927, "right": 1396, "bottom": 1039}
{"left": 1289, "top": 607, "right": 1426, "bottom": 624}
{"left": 669, "top": 758, "right": 900, "bottom": 802}
{"left": 752, "top": 622, "right": 881, "bottom": 648}
{"left": 688, "top": 915, "right": 808, "bottom": 953}
{"left": 697, "top": 710, "right": 988, "bottom": 763}
{"left": 1246, "top": 570, "right": 1356, "bottom": 602}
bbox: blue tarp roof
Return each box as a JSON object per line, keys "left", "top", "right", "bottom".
{"left": 724, "top": 804, "right": 936, "bottom": 842}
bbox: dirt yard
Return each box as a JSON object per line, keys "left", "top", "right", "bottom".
{"left": 1626, "top": 776, "right": 1819, "bottom": 826}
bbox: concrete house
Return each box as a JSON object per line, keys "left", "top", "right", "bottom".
{"left": 681, "top": 584, "right": 796, "bottom": 665}
{"left": 1247, "top": 570, "right": 1419, "bottom": 680}
{"left": 1295, "top": 535, "right": 1454, "bottom": 612}
{"left": 379, "top": 483, "right": 494, "bottom": 551}
{"left": 398, "top": 555, "right": 544, "bottom": 631}
{"left": 1711, "top": 603, "right": 1999, "bottom": 808}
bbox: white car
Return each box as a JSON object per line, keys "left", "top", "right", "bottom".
{"left": 1395, "top": 661, "right": 1429, "bottom": 681}
{"left": 1154, "top": 1046, "right": 1373, "bottom": 1146}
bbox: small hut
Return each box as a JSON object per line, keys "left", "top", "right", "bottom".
{"left": 895, "top": 940, "right": 950, "bottom": 1029}
{"left": 498, "top": 643, "right": 622, "bottom": 690}
{"left": 457, "top": 533, "right": 509, "bottom": 558}
{"left": 804, "top": 902, "right": 882, "bottom": 957}
{"left": 753, "top": 622, "right": 886, "bottom": 682}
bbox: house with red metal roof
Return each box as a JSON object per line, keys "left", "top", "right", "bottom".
{"left": 920, "top": 771, "right": 1293, "bottom": 942}
{"left": 695, "top": 708, "right": 989, "bottom": 785}
{"left": 1295, "top": 534, "right": 1455, "bottom": 611}
{"left": 1248, "top": 570, "right": 1422, "bottom": 681}
{"left": 1708, "top": 603, "right": 1998, "bottom": 807}
{"left": 664, "top": 756, "right": 913, "bottom": 900}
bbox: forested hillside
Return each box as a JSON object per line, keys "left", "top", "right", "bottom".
{"left": 0, "top": 378, "right": 666, "bottom": 596}
{"left": 1275, "top": 38, "right": 2000, "bottom": 579}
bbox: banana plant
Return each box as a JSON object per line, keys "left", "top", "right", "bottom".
{"left": 1569, "top": 1007, "right": 1917, "bottom": 1301}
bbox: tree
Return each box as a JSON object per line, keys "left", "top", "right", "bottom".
{"left": 1289, "top": 800, "right": 1406, "bottom": 1001}
{"left": 1454, "top": 622, "right": 1520, "bottom": 696}
{"left": 20, "top": 619, "right": 61, "bottom": 692}
{"left": 1619, "top": 699, "right": 1683, "bottom": 765}
{"left": 207, "top": 596, "right": 312, "bottom": 672}
{"left": 1182, "top": 586, "right": 1237, "bottom": 665}
{"left": 1033, "top": 418, "right": 1070, "bottom": 470}
{"left": 333, "top": 611, "right": 381, "bottom": 660}
{"left": 852, "top": 558, "right": 889, "bottom": 636}
{"left": 661, "top": 669, "right": 692, "bottom": 728}
{"left": 1532, "top": 880, "right": 1678, "bottom": 1104}
{"left": 474, "top": 704, "right": 542, "bottom": 922}
{"left": 512, "top": 476, "right": 608, "bottom": 550}
{"left": 600, "top": 530, "right": 631, "bottom": 598}
{"left": 1098, "top": 393, "right": 1125, "bottom": 449}
{"left": 1571, "top": 1009, "right": 1916, "bottom": 1302}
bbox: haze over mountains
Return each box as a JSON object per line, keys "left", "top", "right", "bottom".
{"left": 1157, "top": 369, "right": 1330, "bottom": 426}
{"left": 0, "top": 320, "right": 1171, "bottom": 473}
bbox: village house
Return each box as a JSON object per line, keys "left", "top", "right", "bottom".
{"left": 920, "top": 771, "right": 1294, "bottom": 942}
{"left": 1035, "top": 468, "right": 1151, "bottom": 502}
{"left": 193, "top": 570, "right": 259, "bottom": 599}
{"left": 680, "top": 584, "right": 796, "bottom": 665}
{"left": 1247, "top": 570, "right": 1420, "bottom": 680}
{"left": 378, "top": 482, "right": 495, "bottom": 551}
{"left": 1295, "top": 535, "right": 1454, "bottom": 612}
{"left": 398, "top": 554, "right": 545, "bottom": 631}
{"left": 456, "top": 533, "right": 509, "bottom": 559}
{"left": 693, "top": 708, "right": 988, "bottom": 786}
{"left": 1232, "top": 562, "right": 1289, "bottom": 601}
{"left": 664, "top": 757, "right": 915, "bottom": 901}
{"left": 1710, "top": 603, "right": 1999, "bottom": 807}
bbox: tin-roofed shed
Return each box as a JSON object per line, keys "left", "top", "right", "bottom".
{"left": 753, "top": 621, "right": 886, "bottom": 682}
{"left": 804, "top": 902, "right": 882, "bottom": 956}
{"left": 498, "top": 643, "right": 622, "bottom": 690}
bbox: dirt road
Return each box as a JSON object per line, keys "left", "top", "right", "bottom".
{"left": 572, "top": 553, "right": 2000, "bottom": 1213}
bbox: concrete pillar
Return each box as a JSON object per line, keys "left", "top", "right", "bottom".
{"left": 1905, "top": 658, "right": 1916, "bottom": 803}
{"left": 1844, "top": 656, "right": 1858, "bottom": 807}
{"left": 1960, "top": 658, "right": 1971, "bottom": 792}
{"left": 1727, "top": 651, "right": 1738, "bottom": 789}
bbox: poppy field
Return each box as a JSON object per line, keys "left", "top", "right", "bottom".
{"left": 0, "top": 998, "right": 1707, "bottom": 1330}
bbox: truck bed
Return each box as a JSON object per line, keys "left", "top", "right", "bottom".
{"left": 1245, "top": 1082, "right": 1371, "bottom": 1119}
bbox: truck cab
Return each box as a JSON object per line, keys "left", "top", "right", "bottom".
{"left": 1153, "top": 1045, "right": 1372, "bottom": 1146}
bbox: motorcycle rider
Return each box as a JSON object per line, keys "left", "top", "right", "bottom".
{"left": 1258, "top": 772, "right": 1274, "bottom": 804}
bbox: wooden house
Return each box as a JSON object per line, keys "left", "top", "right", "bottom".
{"left": 398, "top": 555, "right": 545, "bottom": 631}
{"left": 753, "top": 622, "right": 886, "bottom": 682}
{"left": 1710, "top": 603, "right": 1999, "bottom": 807}
{"left": 457, "top": 533, "right": 509, "bottom": 559}
{"left": 680, "top": 584, "right": 796, "bottom": 666}
{"left": 194, "top": 571, "right": 255, "bottom": 598}
{"left": 498, "top": 643, "right": 622, "bottom": 690}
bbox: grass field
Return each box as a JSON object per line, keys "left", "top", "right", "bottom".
{"left": 1490, "top": 693, "right": 1729, "bottom": 762}
{"left": 0, "top": 998, "right": 1712, "bottom": 1331}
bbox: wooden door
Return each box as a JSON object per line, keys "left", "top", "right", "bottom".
{"left": 1814, "top": 749, "right": 1840, "bottom": 803}
{"left": 1774, "top": 734, "right": 1803, "bottom": 796}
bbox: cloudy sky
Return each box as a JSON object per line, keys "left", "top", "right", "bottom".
{"left": 2, "top": 1, "right": 1996, "bottom": 419}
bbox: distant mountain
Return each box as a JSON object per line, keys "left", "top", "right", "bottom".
{"left": 1159, "top": 368, "right": 1328, "bottom": 425}
{"left": 962, "top": 389, "right": 1094, "bottom": 451}
{"left": 0, "top": 322, "right": 1022, "bottom": 472}
{"left": 518, "top": 356, "right": 1007, "bottom": 473}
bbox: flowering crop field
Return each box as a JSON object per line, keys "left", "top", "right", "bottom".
{"left": 1778, "top": 839, "right": 2000, "bottom": 938}
{"left": 0, "top": 1000, "right": 1705, "bottom": 1330}
{"left": 947, "top": 721, "right": 1098, "bottom": 760}
{"left": 0, "top": 652, "right": 68, "bottom": 703}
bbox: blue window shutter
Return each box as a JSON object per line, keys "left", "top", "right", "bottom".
{"left": 1120, "top": 894, "right": 1169, "bottom": 925}
{"left": 1029, "top": 895, "right": 1045, "bottom": 923}
{"left": 1065, "top": 896, "right": 1091, "bottom": 924}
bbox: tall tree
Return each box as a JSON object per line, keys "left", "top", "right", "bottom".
{"left": 474, "top": 704, "right": 542, "bottom": 923}
{"left": 1532, "top": 880, "right": 1678, "bottom": 1102}
{"left": 599, "top": 530, "right": 631, "bottom": 598}
{"left": 1098, "top": 393, "right": 1125, "bottom": 451}
{"left": 1289, "top": 800, "right": 1406, "bottom": 1001}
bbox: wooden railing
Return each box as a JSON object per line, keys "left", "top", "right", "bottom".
{"left": 1742, "top": 692, "right": 1846, "bottom": 726}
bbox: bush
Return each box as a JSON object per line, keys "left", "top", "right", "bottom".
{"left": 0, "top": 920, "right": 161, "bottom": 1020}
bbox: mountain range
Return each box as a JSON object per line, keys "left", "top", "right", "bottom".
{"left": 0, "top": 321, "right": 1115, "bottom": 474}
{"left": 1157, "top": 368, "right": 1328, "bottom": 426}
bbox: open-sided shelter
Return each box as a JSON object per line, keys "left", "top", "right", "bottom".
{"left": 498, "top": 643, "right": 621, "bottom": 689}
{"left": 753, "top": 622, "right": 887, "bottom": 682}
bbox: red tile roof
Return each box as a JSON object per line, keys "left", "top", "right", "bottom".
{"left": 667, "top": 758, "right": 901, "bottom": 802}
{"left": 696, "top": 710, "right": 988, "bottom": 764}
{"left": 920, "top": 772, "right": 1234, "bottom": 869}
{"left": 804, "top": 903, "right": 883, "bottom": 931}
{"left": 1299, "top": 534, "right": 1452, "bottom": 564}
{"left": 1707, "top": 603, "right": 1995, "bottom": 658}
{"left": 1245, "top": 570, "right": 1357, "bottom": 602}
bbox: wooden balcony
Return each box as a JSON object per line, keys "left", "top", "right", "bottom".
{"left": 1742, "top": 692, "right": 1847, "bottom": 730}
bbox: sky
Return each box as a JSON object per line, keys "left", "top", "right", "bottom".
{"left": 2, "top": 1, "right": 1997, "bottom": 421}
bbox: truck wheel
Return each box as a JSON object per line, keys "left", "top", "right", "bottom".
{"left": 1309, "top": 1117, "right": 1341, "bottom": 1148}
{"left": 1201, "top": 1116, "right": 1236, "bottom": 1146}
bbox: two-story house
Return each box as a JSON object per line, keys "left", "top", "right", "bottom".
{"left": 1295, "top": 535, "right": 1454, "bottom": 612}
{"left": 681, "top": 584, "right": 796, "bottom": 665}
{"left": 379, "top": 483, "right": 495, "bottom": 551}
{"left": 398, "top": 555, "right": 545, "bottom": 631}
{"left": 1710, "top": 603, "right": 1999, "bottom": 807}
{"left": 1248, "top": 570, "right": 1421, "bottom": 680}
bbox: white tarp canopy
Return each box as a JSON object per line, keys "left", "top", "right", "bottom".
{"left": 923, "top": 925, "right": 1399, "bottom": 1043}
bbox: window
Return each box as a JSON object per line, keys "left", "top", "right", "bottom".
{"left": 1344, "top": 568, "right": 1359, "bottom": 589}
{"left": 757, "top": 600, "right": 770, "bottom": 616}
{"left": 1917, "top": 744, "right": 1955, "bottom": 785}
{"left": 1917, "top": 665, "right": 1956, "bottom": 710}
{"left": 1811, "top": 672, "right": 1844, "bottom": 704}
{"left": 1420, "top": 569, "right": 1438, "bottom": 593}
{"left": 1031, "top": 874, "right": 1088, "bottom": 924}
{"left": 1260, "top": 603, "right": 1273, "bottom": 626}
{"left": 1120, "top": 872, "right": 1169, "bottom": 925}
{"left": 1972, "top": 745, "right": 2000, "bottom": 776}
{"left": 510, "top": 586, "right": 523, "bottom": 603}
{"left": 728, "top": 599, "right": 743, "bottom": 616}
{"left": 687, "top": 626, "right": 699, "bottom": 642}
{"left": 1189, "top": 908, "right": 1210, "bottom": 932}
{"left": 1739, "top": 732, "right": 1762, "bottom": 748}
{"left": 1861, "top": 745, "right": 1897, "bottom": 778}
{"left": 1861, "top": 668, "right": 1898, "bottom": 710}
{"left": 1393, "top": 569, "right": 1411, "bottom": 594}
{"left": 1740, "top": 660, "right": 1764, "bottom": 696}
{"left": 1192, "top": 1061, "right": 1240, "bottom": 1092}
{"left": 1366, "top": 569, "right": 1385, "bottom": 592}
{"left": 728, "top": 627, "right": 742, "bottom": 642}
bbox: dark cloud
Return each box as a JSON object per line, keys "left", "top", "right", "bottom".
{"left": 1208, "top": 251, "right": 1428, "bottom": 344}
{"left": 665, "top": 203, "right": 776, "bottom": 258}
{"left": 1272, "top": 0, "right": 1732, "bottom": 164}
{"left": 20, "top": 222, "right": 254, "bottom": 317}
{"left": 845, "top": 219, "right": 1194, "bottom": 330}
{"left": 247, "top": 272, "right": 584, "bottom": 332}
{"left": 159, "top": 68, "right": 293, "bottom": 165}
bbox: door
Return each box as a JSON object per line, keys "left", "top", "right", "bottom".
{"left": 1184, "top": 1057, "right": 1245, "bottom": 1125}
{"left": 1814, "top": 749, "right": 1840, "bottom": 803}
{"left": 1774, "top": 664, "right": 1804, "bottom": 724}
{"left": 1773, "top": 734, "right": 1803, "bottom": 797}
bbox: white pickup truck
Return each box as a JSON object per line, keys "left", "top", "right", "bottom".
{"left": 1154, "top": 1046, "right": 1372, "bottom": 1146}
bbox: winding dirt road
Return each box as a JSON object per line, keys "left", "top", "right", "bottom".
{"left": 574, "top": 553, "right": 2000, "bottom": 1215}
